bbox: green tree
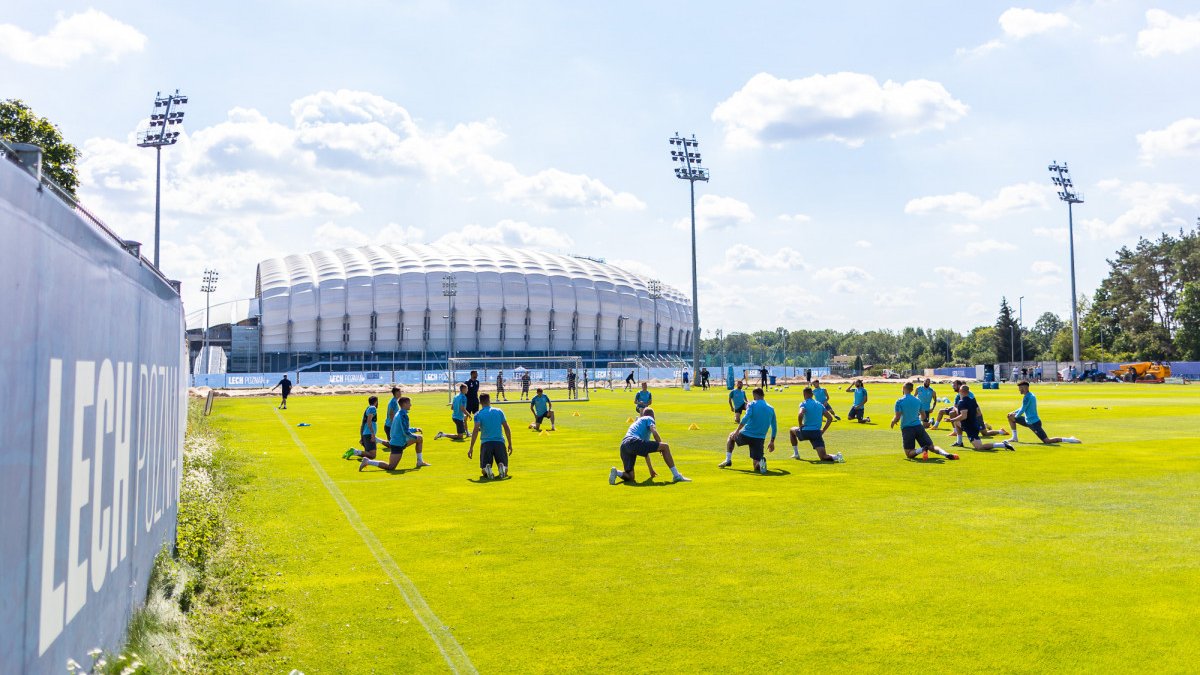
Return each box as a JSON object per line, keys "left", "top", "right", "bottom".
{"left": 994, "top": 297, "right": 1020, "bottom": 362}
{"left": 1175, "top": 281, "right": 1200, "bottom": 360}
{"left": 0, "top": 99, "right": 79, "bottom": 194}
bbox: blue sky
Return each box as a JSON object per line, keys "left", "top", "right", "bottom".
{"left": 4, "top": 1, "right": 1199, "bottom": 332}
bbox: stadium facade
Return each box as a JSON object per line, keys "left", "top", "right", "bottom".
{"left": 198, "top": 244, "right": 693, "bottom": 373}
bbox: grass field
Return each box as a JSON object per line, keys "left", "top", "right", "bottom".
{"left": 205, "top": 382, "right": 1200, "bottom": 673}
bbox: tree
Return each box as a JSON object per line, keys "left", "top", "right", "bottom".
{"left": 1028, "top": 312, "right": 1063, "bottom": 360}
{"left": 1175, "top": 281, "right": 1200, "bottom": 360}
{"left": 852, "top": 354, "right": 863, "bottom": 375}
{"left": 0, "top": 99, "right": 79, "bottom": 194}
{"left": 994, "top": 297, "right": 1020, "bottom": 363}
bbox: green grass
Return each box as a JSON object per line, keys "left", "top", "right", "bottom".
{"left": 204, "top": 383, "right": 1200, "bottom": 673}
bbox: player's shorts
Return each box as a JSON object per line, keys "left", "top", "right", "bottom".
{"left": 1014, "top": 416, "right": 1049, "bottom": 441}
{"left": 466, "top": 397, "right": 480, "bottom": 414}
{"left": 635, "top": 402, "right": 648, "bottom": 413}
{"left": 535, "top": 412, "right": 552, "bottom": 425}
{"left": 454, "top": 417, "right": 467, "bottom": 435}
{"left": 281, "top": 390, "right": 290, "bottom": 400}
{"left": 902, "top": 425, "right": 934, "bottom": 451}
{"left": 620, "top": 438, "right": 661, "bottom": 472}
{"left": 848, "top": 405, "right": 865, "bottom": 421}
{"left": 360, "top": 434, "right": 377, "bottom": 453}
{"left": 480, "top": 440, "right": 508, "bottom": 468}
{"left": 963, "top": 422, "right": 982, "bottom": 442}
{"left": 383, "top": 424, "right": 390, "bottom": 439}
{"left": 732, "top": 403, "right": 747, "bottom": 414}
{"left": 798, "top": 428, "right": 825, "bottom": 449}
{"left": 733, "top": 432, "right": 766, "bottom": 460}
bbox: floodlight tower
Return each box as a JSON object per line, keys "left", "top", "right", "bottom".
{"left": 1019, "top": 296, "right": 1025, "bottom": 367}
{"left": 442, "top": 273, "right": 457, "bottom": 373}
{"left": 200, "top": 269, "right": 218, "bottom": 374}
{"left": 648, "top": 279, "right": 663, "bottom": 356}
{"left": 137, "top": 90, "right": 188, "bottom": 268}
{"left": 668, "top": 133, "right": 709, "bottom": 383}
{"left": 1048, "top": 161, "right": 1084, "bottom": 373}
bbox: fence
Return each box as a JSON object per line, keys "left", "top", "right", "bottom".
{"left": 0, "top": 147, "right": 187, "bottom": 671}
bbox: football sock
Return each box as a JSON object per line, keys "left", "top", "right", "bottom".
{"left": 416, "top": 452, "right": 423, "bottom": 461}
{"left": 670, "top": 466, "right": 683, "bottom": 480}
{"left": 725, "top": 451, "right": 733, "bottom": 461}
{"left": 1063, "top": 437, "right": 1081, "bottom": 443}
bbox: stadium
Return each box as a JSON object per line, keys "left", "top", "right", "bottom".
{"left": 189, "top": 243, "right": 694, "bottom": 374}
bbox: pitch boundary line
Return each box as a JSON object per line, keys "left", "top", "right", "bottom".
{"left": 274, "top": 410, "right": 477, "bottom": 674}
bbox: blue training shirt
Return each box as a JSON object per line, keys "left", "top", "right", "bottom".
{"left": 387, "top": 397, "right": 400, "bottom": 426}
{"left": 474, "top": 406, "right": 507, "bottom": 443}
{"left": 451, "top": 393, "right": 467, "bottom": 420}
{"left": 740, "top": 399, "right": 778, "bottom": 439}
{"left": 812, "top": 387, "right": 829, "bottom": 403}
{"left": 916, "top": 385, "right": 935, "bottom": 409}
{"left": 532, "top": 393, "right": 551, "bottom": 415}
{"left": 853, "top": 387, "right": 867, "bottom": 407}
{"left": 624, "top": 416, "right": 656, "bottom": 442}
{"left": 393, "top": 408, "right": 417, "bottom": 441}
{"left": 729, "top": 388, "right": 748, "bottom": 407}
{"left": 361, "top": 405, "right": 377, "bottom": 436}
{"left": 1014, "top": 392, "right": 1040, "bottom": 424}
{"left": 634, "top": 390, "right": 652, "bottom": 406}
{"left": 894, "top": 394, "right": 923, "bottom": 428}
{"left": 800, "top": 399, "right": 826, "bottom": 430}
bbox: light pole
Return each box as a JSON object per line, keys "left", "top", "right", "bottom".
{"left": 1048, "top": 161, "right": 1084, "bottom": 374}
{"left": 442, "top": 273, "right": 457, "bottom": 380}
{"left": 137, "top": 90, "right": 187, "bottom": 269}
{"left": 648, "top": 279, "right": 663, "bottom": 357}
{"left": 669, "top": 132, "right": 709, "bottom": 389}
{"left": 617, "top": 315, "right": 630, "bottom": 362}
{"left": 200, "top": 269, "right": 218, "bottom": 374}
{"left": 1019, "top": 296, "right": 1025, "bottom": 369}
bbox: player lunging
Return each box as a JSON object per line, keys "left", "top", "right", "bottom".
{"left": 947, "top": 385, "right": 1014, "bottom": 452}
{"left": 609, "top": 407, "right": 691, "bottom": 484}
{"left": 728, "top": 380, "right": 748, "bottom": 423}
{"left": 468, "top": 394, "right": 514, "bottom": 479}
{"left": 1006, "top": 381, "right": 1082, "bottom": 445}
{"left": 634, "top": 382, "right": 652, "bottom": 415}
{"left": 846, "top": 379, "right": 870, "bottom": 423}
{"left": 789, "top": 387, "right": 842, "bottom": 462}
{"left": 720, "top": 387, "right": 777, "bottom": 474}
{"left": 435, "top": 383, "right": 469, "bottom": 441}
{"left": 892, "top": 382, "right": 959, "bottom": 460}
{"left": 529, "top": 387, "right": 556, "bottom": 431}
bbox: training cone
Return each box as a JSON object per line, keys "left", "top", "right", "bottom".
{"left": 540, "top": 430, "right": 550, "bottom": 437}
{"left": 626, "top": 417, "right": 635, "bottom": 423}
{"left": 688, "top": 423, "right": 700, "bottom": 430}
{"left": 572, "top": 412, "right": 581, "bottom": 417}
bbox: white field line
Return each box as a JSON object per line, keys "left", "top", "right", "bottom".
{"left": 274, "top": 410, "right": 477, "bottom": 674}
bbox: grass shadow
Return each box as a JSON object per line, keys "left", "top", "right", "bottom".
{"left": 620, "top": 478, "right": 684, "bottom": 487}
{"left": 728, "top": 468, "right": 793, "bottom": 477}
{"left": 468, "top": 475, "right": 512, "bottom": 484}
{"left": 906, "top": 456, "right": 946, "bottom": 464}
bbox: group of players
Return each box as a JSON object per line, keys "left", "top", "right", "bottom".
{"left": 330, "top": 370, "right": 1081, "bottom": 483}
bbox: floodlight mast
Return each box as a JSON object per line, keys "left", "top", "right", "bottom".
{"left": 669, "top": 133, "right": 710, "bottom": 385}
{"left": 442, "top": 273, "right": 457, "bottom": 376}
{"left": 1048, "top": 161, "right": 1084, "bottom": 374}
{"left": 648, "top": 279, "right": 663, "bottom": 356}
{"left": 137, "top": 90, "right": 188, "bottom": 269}
{"left": 200, "top": 269, "right": 218, "bottom": 374}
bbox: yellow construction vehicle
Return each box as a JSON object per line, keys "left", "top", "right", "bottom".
{"left": 1110, "top": 362, "right": 1172, "bottom": 383}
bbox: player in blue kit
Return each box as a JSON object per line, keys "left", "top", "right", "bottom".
{"left": 528, "top": 388, "right": 556, "bottom": 431}
{"left": 789, "top": 387, "right": 842, "bottom": 462}
{"left": 915, "top": 378, "right": 937, "bottom": 427}
{"left": 1006, "top": 382, "right": 1082, "bottom": 444}
{"left": 634, "top": 382, "right": 652, "bottom": 414}
{"left": 720, "top": 388, "right": 777, "bottom": 474}
{"left": 357, "top": 396, "right": 431, "bottom": 471}
{"left": 891, "top": 382, "right": 958, "bottom": 460}
{"left": 948, "top": 385, "right": 1013, "bottom": 451}
{"left": 811, "top": 380, "right": 839, "bottom": 420}
{"left": 845, "top": 380, "right": 870, "bottom": 423}
{"left": 468, "top": 394, "right": 514, "bottom": 479}
{"left": 435, "top": 383, "right": 470, "bottom": 440}
{"left": 728, "top": 380, "right": 748, "bottom": 423}
{"left": 608, "top": 408, "right": 691, "bottom": 484}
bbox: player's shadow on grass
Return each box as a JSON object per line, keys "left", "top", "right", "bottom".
{"left": 907, "top": 456, "right": 946, "bottom": 464}
{"left": 621, "top": 478, "right": 683, "bottom": 488}
{"left": 728, "top": 468, "right": 792, "bottom": 477}
{"left": 467, "top": 476, "right": 512, "bottom": 484}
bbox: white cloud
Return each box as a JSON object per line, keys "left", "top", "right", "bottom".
{"left": 999, "top": 8, "right": 1073, "bottom": 39}
{"left": 609, "top": 258, "right": 659, "bottom": 280}
{"left": 854, "top": 240, "right": 872, "bottom": 248}
{"left": 934, "top": 266, "right": 985, "bottom": 285}
{"left": 905, "top": 182, "right": 1053, "bottom": 220}
{"left": 312, "top": 222, "right": 425, "bottom": 250}
{"left": 712, "top": 72, "right": 968, "bottom": 149}
{"left": 1080, "top": 180, "right": 1200, "bottom": 240}
{"left": 433, "top": 219, "right": 573, "bottom": 250}
{"left": 873, "top": 288, "right": 918, "bottom": 307}
{"left": 961, "top": 239, "right": 1018, "bottom": 257}
{"left": 497, "top": 168, "right": 645, "bottom": 211}
{"left": 674, "top": 194, "right": 755, "bottom": 231}
{"left": 778, "top": 213, "right": 812, "bottom": 223}
{"left": 0, "top": 10, "right": 146, "bottom": 68}
{"left": 1030, "top": 260, "right": 1063, "bottom": 275}
{"left": 1137, "top": 118, "right": 1200, "bottom": 163}
{"left": 966, "top": 302, "right": 990, "bottom": 316}
{"left": 950, "top": 223, "right": 980, "bottom": 234}
{"left": 1137, "top": 9, "right": 1200, "bottom": 57}
{"left": 1033, "top": 226, "right": 1067, "bottom": 243}
{"left": 957, "top": 39, "right": 1006, "bottom": 58}
{"left": 812, "top": 266, "right": 874, "bottom": 293}
{"left": 719, "top": 244, "right": 808, "bottom": 273}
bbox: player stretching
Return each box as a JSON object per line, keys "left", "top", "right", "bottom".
{"left": 495, "top": 372, "right": 508, "bottom": 401}
{"left": 529, "top": 387, "right": 556, "bottom": 431}
{"left": 625, "top": 370, "right": 636, "bottom": 391}
{"left": 915, "top": 378, "right": 937, "bottom": 427}
{"left": 270, "top": 373, "right": 292, "bottom": 409}
{"left": 344, "top": 395, "right": 383, "bottom": 461}
{"left": 465, "top": 370, "right": 481, "bottom": 417}
{"left": 358, "top": 396, "right": 431, "bottom": 470}
{"left": 720, "top": 387, "right": 777, "bottom": 474}
{"left": 728, "top": 380, "right": 748, "bottom": 423}
{"left": 892, "top": 382, "right": 958, "bottom": 460}
{"left": 468, "top": 394, "right": 514, "bottom": 479}
{"left": 812, "top": 379, "right": 839, "bottom": 420}
{"left": 383, "top": 386, "right": 402, "bottom": 442}
{"left": 435, "top": 383, "right": 469, "bottom": 441}
{"left": 789, "top": 387, "right": 842, "bottom": 462}
{"left": 947, "top": 385, "right": 1013, "bottom": 452}
{"left": 609, "top": 407, "right": 691, "bottom": 484}
{"left": 845, "top": 380, "right": 870, "bottom": 423}
{"left": 634, "top": 382, "right": 652, "bottom": 414}
{"left": 1006, "top": 381, "right": 1082, "bottom": 445}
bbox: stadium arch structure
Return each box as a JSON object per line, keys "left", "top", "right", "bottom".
{"left": 250, "top": 244, "right": 693, "bottom": 373}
